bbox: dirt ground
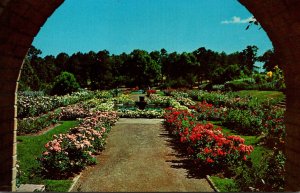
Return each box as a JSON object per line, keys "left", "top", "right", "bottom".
{"left": 71, "top": 118, "right": 214, "bottom": 192}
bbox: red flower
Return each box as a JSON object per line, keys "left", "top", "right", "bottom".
{"left": 206, "top": 157, "right": 214, "bottom": 163}
{"left": 204, "top": 147, "right": 212, "bottom": 154}
{"left": 180, "top": 137, "right": 187, "bottom": 143}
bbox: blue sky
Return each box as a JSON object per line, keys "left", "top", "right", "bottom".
{"left": 32, "top": 0, "right": 273, "bottom": 57}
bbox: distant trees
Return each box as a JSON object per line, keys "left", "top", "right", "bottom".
{"left": 258, "top": 49, "right": 281, "bottom": 71}
{"left": 20, "top": 44, "right": 267, "bottom": 93}
{"left": 124, "top": 49, "right": 161, "bottom": 88}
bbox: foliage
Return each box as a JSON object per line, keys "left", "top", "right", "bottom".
{"left": 222, "top": 109, "right": 263, "bottom": 135}
{"left": 59, "top": 104, "right": 92, "bottom": 120}
{"left": 117, "top": 108, "right": 164, "bottom": 118}
{"left": 38, "top": 111, "right": 118, "bottom": 179}
{"left": 17, "top": 90, "right": 94, "bottom": 118}
{"left": 112, "top": 94, "right": 135, "bottom": 104}
{"left": 17, "top": 121, "right": 79, "bottom": 185}
{"left": 261, "top": 106, "right": 285, "bottom": 150}
{"left": 164, "top": 108, "right": 253, "bottom": 173}
{"left": 235, "top": 150, "right": 285, "bottom": 192}
{"left": 146, "top": 89, "right": 156, "bottom": 96}
{"left": 20, "top": 45, "right": 275, "bottom": 91}
{"left": 44, "top": 180, "right": 73, "bottom": 192}
{"left": 18, "top": 109, "right": 61, "bottom": 135}
{"left": 51, "top": 71, "right": 80, "bottom": 95}
{"left": 190, "top": 101, "right": 224, "bottom": 121}
{"left": 210, "top": 176, "right": 240, "bottom": 192}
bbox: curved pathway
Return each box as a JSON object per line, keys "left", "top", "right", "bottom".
{"left": 71, "top": 118, "right": 214, "bottom": 192}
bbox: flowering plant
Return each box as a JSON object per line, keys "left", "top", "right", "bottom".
{"left": 164, "top": 108, "right": 253, "bottom": 172}
{"left": 190, "top": 101, "right": 224, "bottom": 121}
{"left": 39, "top": 111, "right": 118, "bottom": 179}
{"left": 146, "top": 89, "right": 156, "bottom": 96}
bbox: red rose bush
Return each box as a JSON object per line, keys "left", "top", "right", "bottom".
{"left": 164, "top": 107, "right": 253, "bottom": 172}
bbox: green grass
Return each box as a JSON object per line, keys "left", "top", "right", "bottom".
{"left": 233, "top": 90, "right": 285, "bottom": 103}
{"left": 44, "top": 180, "right": 73, "bottom": 192}
{"left": 17, "top": 121, "right": 78, "bottom": 191}
{"left": 210, "top": 176, "right": 240, "bottom": 192}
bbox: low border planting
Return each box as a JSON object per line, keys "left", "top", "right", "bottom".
{"left": 38, "top": 111, "right": 118, "bottom": 179}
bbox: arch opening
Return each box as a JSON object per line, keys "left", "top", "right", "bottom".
{"left": 0, "top": 0, "right": 300, "bottom": 191}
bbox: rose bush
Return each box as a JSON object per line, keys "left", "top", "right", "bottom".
{"left": 39, "top": 111, "right": 118, "bottom": 179}
{"left": 190, "top": 101, "right": 224, "bottom": 121}
{"left": 17, "top": 90, "right": 95, "bottom": 118}
{"left": 164, "top": 107, "right": 253, "bottom": 173}
{"left": 118, "top": 109, "right": 164, "bottom": 118}
{"left": 222, "top": 108, "right": 264, "bottom": 135}
{"left": 59, "top": 104, "right": 92, "bottom": 120}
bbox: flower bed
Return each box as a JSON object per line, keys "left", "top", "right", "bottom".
{"left": 164, "top": 107, "right": 253, "bottom": 173}
{"left": 59, "top": 104, "right": 92, "bottom": 120}
{"left": 38, "top": 111, "right": 118, "bottom": 179}
{"left": 18, "top": 109, "right": 61, "bottom": 135}
{"left": 222, "top": 108, "right": 264, "bottom": 135}
{"left": 148, "top": 94, "right": 170, "bottom": 107}
{"left": 190, "top": 101, "right": 224, "bottom": 121}
{"left": 118, "top": 109, "right": 164, "bottom": 118}
{"left": 146, "top": 89, "right": 156, "bottom": 96}
{"left": 112, "top": 94, "right": 135, "bottom": 104}
{"left": 17, "top": 90, "right": 95, "bottom": 118}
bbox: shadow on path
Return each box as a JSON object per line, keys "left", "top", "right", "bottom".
{"left": 159, "top": 129, "right": 213, "bottom": 179}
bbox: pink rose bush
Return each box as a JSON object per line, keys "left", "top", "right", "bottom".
{"left": 39, "top": 111, "right": 118, "bottom": 179}
{"left": 59, "top": 104, "right": 92, "bottom": 120}
{"left": 164, "top": 107, "right": 253, "bottom": 173}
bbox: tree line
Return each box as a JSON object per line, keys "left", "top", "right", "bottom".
{"left": 19, "top": 45, "right": 279, "bottom": 94}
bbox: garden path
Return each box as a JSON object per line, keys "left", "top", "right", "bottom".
{"left": 71, "top": 118, "right": 214, "bottom": 192}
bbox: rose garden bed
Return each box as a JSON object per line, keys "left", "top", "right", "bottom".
{"left": 17, "top": 89, "right": 286, "bottom": 192}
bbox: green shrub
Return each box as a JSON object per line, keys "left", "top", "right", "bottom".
{"left": 224, "top": 80, "right": 252, "bottom": 91}
{"left": 51, "top": 72, "right": 80, "bottom": 96}
{"left": 18, "top": 109, "right": 61, "bottom": 135}
{"left": 235, "top": 150, "right": 285, "bottom": 192}
{"left": 222, "top": 109, "right": 263, "bottom": 135}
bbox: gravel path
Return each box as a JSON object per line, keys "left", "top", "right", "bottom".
{"left": 71, "top": 118, "right": 214, "bottom": 192}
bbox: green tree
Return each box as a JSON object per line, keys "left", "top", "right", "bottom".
{"left": 51, "top": 71, "right": 80, "bottom": 95}
{"left": 258, "top": 49, "right": 281, "bottom": 71}
{"left": 239, "top": 45, "right": 258, "bottom": 75}
{"left": 18, "top": 57, "right": 41, "bottom": 91}
{"left": 124, "top": 49, "right": 161, "bottom": 88}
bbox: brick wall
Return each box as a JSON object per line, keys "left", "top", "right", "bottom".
{"left": 239, "top": 0, "right": 300, "bottom": 191}
{"left": 0, "top": 0, "right": 300, "bottom": 191}
{"left": 0, "top": 0, "right": 63, "bottom": 191}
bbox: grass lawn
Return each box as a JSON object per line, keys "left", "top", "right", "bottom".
{"left": 210, "top": 176, "right": 239, "bottom": 192}
{"left": 233, "top": 90, "right": 285, "bottom": 103}
{"left": 17, "top": 121, "right": 78, "bottom": 192}
{"left": 209, "top": 123, "right": 270, "bottom": 192}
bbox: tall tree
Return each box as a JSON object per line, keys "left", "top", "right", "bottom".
{"left": 239, "top": 45, "right": 258, "bottom": 75}
{"left": 124, "top": 49, "right": 161, "bottom": 88}
{"left": 258, "top": 49, "right": 281, "bottom": 71}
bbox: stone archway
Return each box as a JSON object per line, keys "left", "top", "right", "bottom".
{"left": 0, "top": 0, "right": 299, "bottom": 191}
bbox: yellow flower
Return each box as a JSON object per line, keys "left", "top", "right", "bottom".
{"left": 267, "top": 71, "right": 273, "bottom": 78}
{"left": 274, "top": 65, "right": 279, "bottom": 69}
